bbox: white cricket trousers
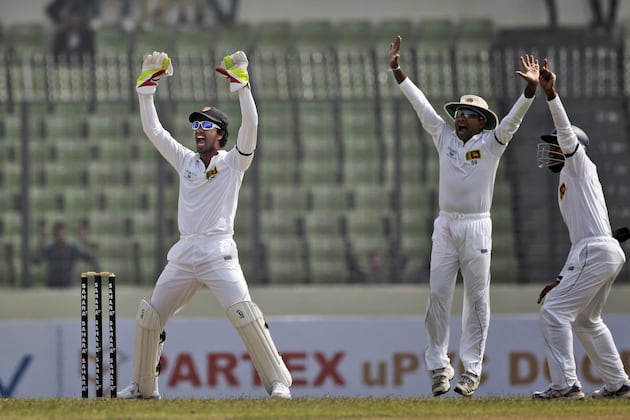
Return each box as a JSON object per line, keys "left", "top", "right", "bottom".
{"left": 149, "top": 234, "right": 252, "bottom": 325}
{"left": 540, "top": 236, "right": 628, "bottom": 391}
{"left": 425, "top": 211, "right": 492, "bottom": 376}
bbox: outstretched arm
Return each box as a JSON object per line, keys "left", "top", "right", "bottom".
{"left": 216, "top": 51, "right": 258, "bottom": 170}
{"left": 136, "top": 51, "right": 189, "bottom": 171}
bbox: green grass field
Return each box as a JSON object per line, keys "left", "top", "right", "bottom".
{"left": 1, "top": 397, "right": 628, "bottom": 419}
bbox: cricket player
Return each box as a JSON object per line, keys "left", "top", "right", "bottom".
{"left": 117, "top": 51, "right": 292, "bottom": 399}
{"left": 532, "top": 59, "right": 629, "bottom": 400}
{"left": 388, "top": 35, "right": 539, "bottom": 397}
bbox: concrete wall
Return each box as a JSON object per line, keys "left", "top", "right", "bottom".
{"left": 2, "top": 284, "right": 630, "bottom": 320}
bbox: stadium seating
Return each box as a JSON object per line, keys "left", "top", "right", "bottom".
{"left": 5, "top": 18, "right": 623, "bottom": 287}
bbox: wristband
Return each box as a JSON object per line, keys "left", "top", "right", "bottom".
{"left": 389, "top": 66, "right": 400, "bottom": 71}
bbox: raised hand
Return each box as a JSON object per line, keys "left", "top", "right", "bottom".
{"left": 539, "top": 58, "right": 557, "bottom": 100}
{"left": 516, "top": 54, "right": 539, "bottom": 98}
{"left": 389, "top": 36, "right": 401, "bottom": 70}
{"left": 136, "top": 51, "right": 173, "bottom": 94}
{"left": 516, "top": 54, "right": 540, "bottom": 83}
{"left": 216, "top": 51, "right": 249, "bottom": 92}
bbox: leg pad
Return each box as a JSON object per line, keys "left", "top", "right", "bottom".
{"left": 226, "top": 301, "right": 292, "bottom": 394}
{"left": 133, "top": 299, "right": 162, "bottom": 398}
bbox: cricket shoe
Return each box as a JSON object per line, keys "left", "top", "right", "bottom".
{"left": 532, "top": 383, "right": 585, "bottom": 400}
{"left": 270, "top": 381, "right": 292, "bottom": 400}
{"left": 117, "top": 383, "right": 161, "bottom": 400}
{"left": 431, "top": 366, "right": 455, "bottom": 397}
{"left": 454, "top": 372, "right": 480, "bottom": 397}
{"left": 591, "top": 383, "right": 630, "bottom": 399}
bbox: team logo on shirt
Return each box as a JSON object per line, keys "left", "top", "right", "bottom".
{"left": 206, "top": 166, "right": 219, "bottom": 179}
{"left": 466, "top": 150, "right": 481, "bottom": 161}
{"left": 559, "top": 182, "right": 566, "bottom": 199}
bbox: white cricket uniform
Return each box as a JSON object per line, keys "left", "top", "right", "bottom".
{"left": 137, "top": 87, "right": 257, "bottom": 324}
{"left": 398, "top": 78, "right": 534, "bottom": 376}
{"left": 539, "top": 95, "right": 628, "bottom": 391}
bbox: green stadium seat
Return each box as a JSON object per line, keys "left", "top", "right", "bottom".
{"left": 5, "top": 22, "right": 48, "bottom": 57}
{"left": 174, "top": 26, "right": 213, "bottom": 58}
{"left": 264, "top": 236, "right": 308, "bottom": 284}
{"left": 305, "top": 236, "right": 349, "bottom": 283}
{"left": 215, "top": 23, "right": 255, "bottom": 57}
{"left": 95, "top": 24, "right": 132, "bottom": 57}
{"left": 133, "top": 27, "right": 176, "bottom": 57}
{"left": 414, "top": 19, "right": 456, "bottom": 99}
{"left": 455, "top": 19, "right": 494, "bottom": 97}
{"left": 336, "top": 20, "right": 377, "bottom": 99}
{"left": 255, "top": 21, "right": 294, "bottom": 55}
{"left": 376, "top": 19, "right": 416, "bottom": 47}
{"left": 340, "top": 101, "right": 382, "bottom": 183}
{"left": 295, "top": 20, "right": 335, "bottom": 52}
{"left": 297, "top": 101, "right": 340, "bottom": 184}
{"left": 336, "top": 20, "right": 375, "bottom": 52}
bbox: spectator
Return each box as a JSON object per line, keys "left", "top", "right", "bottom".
{"left": 202, "top": 0, "right": 240, "bottom": 25}
{"left": 364, "top": 249, "right": 391, "bottom": 284}
{"left": 33, "top": 221, "right": 98, "bottom": 288}
{"left": 45, "top": 0, "right": 100, "bottom": 27}
{"left": 51, "top": 7, "right": 95, "bottom": 64}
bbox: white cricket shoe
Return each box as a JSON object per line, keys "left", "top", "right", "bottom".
{"left": 270, "top": 381, "right": 292, "bottom": 400}
{"left": 117, "top": 383, "right": 161, "bottom": 400}
{"left": 591, "top": 383, "right": 630, "bottom": 399}
{"left": 532, "top": 383, "right": 585, "bottom": 400}
{"left": 431, "top": 366, "right": 455, "bottom": 397}
{"left": 454, "top": 372, "right": 481, "bottom": 397}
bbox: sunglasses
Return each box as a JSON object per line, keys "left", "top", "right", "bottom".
{"left": 192, "top": 121, "right": 221, "bottom": 130}
{"left": 454, "top": 108, "right": 484, "bottom": 120}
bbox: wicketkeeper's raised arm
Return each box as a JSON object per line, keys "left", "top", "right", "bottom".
{"left": 136, "top": 51, "right": 173, "bottom": 140}
{"left": 216, "top": 51, "right": 258, "bottom": 156}
{"left": 136, "top": 51, "right": 190, "bottom": 172}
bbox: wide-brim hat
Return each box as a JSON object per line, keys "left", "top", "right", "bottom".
{"left": 444, "top": 94, "right": 498, "bottom": 130}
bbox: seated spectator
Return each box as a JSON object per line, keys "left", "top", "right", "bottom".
{"left": 52, "top": 7, "right": 95, "bottom": 64}
{"left": 33, "top": 221, "right": 98, "bottom": 288}
{"left": 364, "top": 249, "right": 391, "bottom": 284}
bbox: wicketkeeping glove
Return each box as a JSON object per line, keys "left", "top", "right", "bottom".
{"left": 136, "top": 51, "right": 173, "bottom": 95}
{"left": 215, "top": 51, "right": 249, "bottom": 92}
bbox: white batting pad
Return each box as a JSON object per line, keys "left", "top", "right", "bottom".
{"left": 133, "top": 299, "right": 162, "bottom": 398}
{"left": 226, "top": 301, "right": 292, "bottom": 393}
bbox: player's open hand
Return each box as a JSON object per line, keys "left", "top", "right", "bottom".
{"left": 516, "top": 54, "right": 540, "bottom": 85}
{"left": 389, "top": 36, "right": 401, "bottom": 70}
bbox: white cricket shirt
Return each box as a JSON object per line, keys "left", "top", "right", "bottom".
{"left": 398, "top": 78, "right": 534, "bottom": 214}
{"left": 547, "top": 95, "right": 612, "bottom": 245}
{"left": 138, "top": 88, "right": 258, "bottom": 236}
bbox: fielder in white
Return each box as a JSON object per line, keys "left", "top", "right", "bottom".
{"left": 388, "top": 36, "right": 539, "bottom": 397}
{"left": 532, "top": 59, "right": 630, "bottom": 400}
{"left": 117, "top": 51, "right": 292, "bottom": 400}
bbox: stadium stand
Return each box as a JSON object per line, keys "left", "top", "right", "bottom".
{"left": 1, "top": 17, "right": 628, "bottom": 287}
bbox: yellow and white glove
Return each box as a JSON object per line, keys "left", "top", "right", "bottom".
{"left": 215, "top": 51, "right": 249, "bottom": 92}
{"left": 136, "top": 51, "right": 173, "bottom": 95}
